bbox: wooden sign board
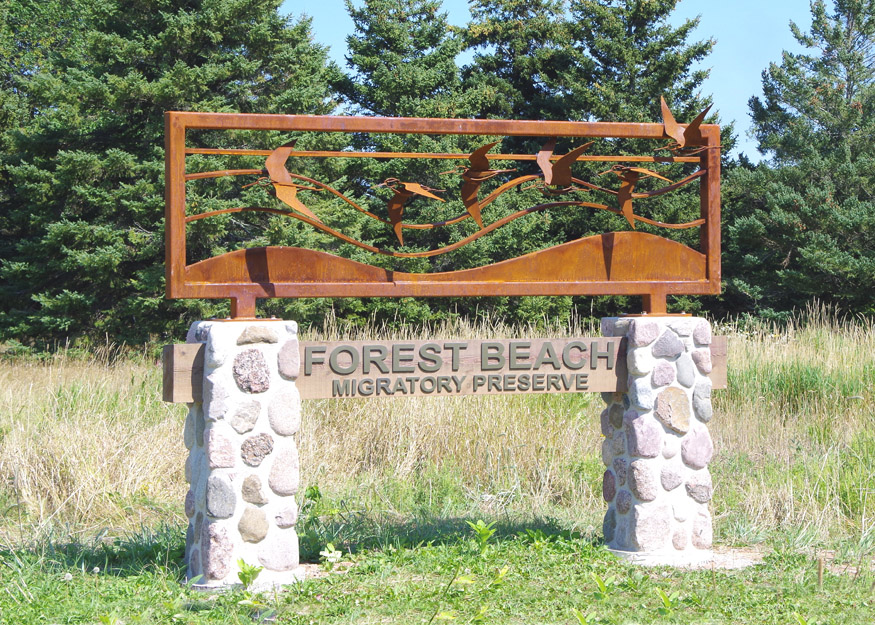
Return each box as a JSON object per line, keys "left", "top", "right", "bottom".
{"left": 162, "top": 337, "right": 727, "bottom": 402}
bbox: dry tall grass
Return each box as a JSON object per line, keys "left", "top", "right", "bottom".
{"left": 1, "top": 307, "right": 873, "bottom": 544}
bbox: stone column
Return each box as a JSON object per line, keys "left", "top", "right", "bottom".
{"left": 600, "top": 316, "right": 715, "bottom": 565}
{"left": 182, "top": 319, "right": 303, "bottom": 588}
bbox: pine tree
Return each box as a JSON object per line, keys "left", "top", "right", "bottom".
{"left": 0, "top": 0, "right": 335, "bottom": 343}
{"left": 724, "top": 0, "right": 875, "bottom": 315}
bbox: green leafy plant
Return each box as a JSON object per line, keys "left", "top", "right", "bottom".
{"left": 237, "top": 558, "right": 263, "bottom": 590}
{"left": 466, "top": 520, "right": 497, "bottom": 557}
{"left": 591, "top": 571, "right": 617, "bottom": 601}
{"left": 572, "top": 608, "right": 595, "bottom": 625}
{"left": 656, "top": 587, "right": 681, "bottom": 617}
{"left": 319, "top": 542, "right": 343, "bottom": 571}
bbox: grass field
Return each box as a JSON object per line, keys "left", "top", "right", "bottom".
{"left": 1, "top": 308, "right": 874, "bottom": 623}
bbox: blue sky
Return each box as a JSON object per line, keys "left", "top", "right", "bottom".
{"left": 280, "top": 0, "right": 814, "bottom": 161}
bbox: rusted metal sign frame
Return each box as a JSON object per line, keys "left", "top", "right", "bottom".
{"left": 165, "top": 113, "right": 721, "bottom": 318}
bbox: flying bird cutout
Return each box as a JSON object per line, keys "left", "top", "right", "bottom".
{"left": 265, "top": 141, "right": 323, "bottom": 223}
{"left": 600, "top": 165, "right": 673, "bottom": 229}
{"left": 537, "top": 139, "right": 593, "bottom": 188}
{"left": 660, "top": 96, "right": 712, "bottom": 151}
{"left": 459, "top": 141, "right": 515, "bottom": 228}
{"left": 379, "top": 178, "right": 445, "bottom": 245}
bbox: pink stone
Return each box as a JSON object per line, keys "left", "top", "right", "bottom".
{"left": 206, "top": 430, "right": 235, "bottom": 469}
{"left": 693, "top": 320, "right": 712, "bottom": 346}
{"left": 685, "top": 470, "right": 713, "bottom": 503}
{"left": 600, "top": 409, "right": 612, "bottom": 437}
{"left": 241, "top": 433, "right": 274, "bottom": 467}
{"left": 201, "top": 522, "right": 233, "bottom": 580}
{"left": 603, "top": 470, "right": 616, "bottom": 502}
{"left": 681, "top": 428, "right": 714, "bottom": 470}
{"left": 629, "top": 320, "right": 660, "bottom": 346}
{"left": 258, "top": 528, "right": 300, "bottom": 571}
{"left": 612, "top": 458, "right": 627, "bottom": 486}
{"left": 233, "top": 349, "right": 270, "bottom": 393}
{"left": 275, "top": 505, "right": 298, "bottom": 528}
{"left": 672, "top": 529, "right": 688, "bottom": 550}
{"left": 277, "top": 340, "right": 300, "bottom": 379}
{"left": 268, "top": 443, "right": 300, "bottom": 496}
{"left": 651, "top": 361, "right": 676, "bottom": 387}
{"left": 630, "top": 504, "right": 672, "bottom": 551}
{"left": 629, "top": 460, "right": 658, "bottom": 502}
{"left": 185, "top": 490, "right": 195, "bottom": 518}
{"left": 625, "top": 413, "right": 662, "bottom": 458}
{"left": 691, "top": 349, "right": 713, "bottom": 374}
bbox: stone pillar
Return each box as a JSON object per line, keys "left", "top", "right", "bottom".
{"left": 182, "top": 319, "right": 303, "bottom": 588}
{"left": 600, "top": 316, "right": 714, "bottom": 565}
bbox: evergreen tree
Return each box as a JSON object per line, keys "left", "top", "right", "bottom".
{"left": 724, "top": 0, "right": 875, "bottom": 315}
{"left": 0, "top": 0, "right": 334, "bottom": 343}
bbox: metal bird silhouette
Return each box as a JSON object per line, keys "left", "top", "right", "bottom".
{"left": 600, "top": 165, "right": 673, "bottom": 229}
{"left": 265, "top": 141, "right": 323, "bottom": 223}
{"left": 660, "top": 96, "right": 712, "bottom": 151}
{"left": 459, "top": 142, "right": 515, "bottom": 228}
{"left": 379, "top": 178, "right": 445, "bottom": 245}
{"left": 537, "top": 139, "right": 594, "bottom": 189}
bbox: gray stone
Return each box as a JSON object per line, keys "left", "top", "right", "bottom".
{"left": 608, "top": 403, "right": 624, "bottom": 429}
{"left": 184, "top": 409, "right": 195, "bottom": 450}
{"left": 629, "top": 377, "right": 655, "bottom": 410}
{"left": 654, "top": 386, "right": 691, "bottom": 434}
{"left": 681, "top": 428, "right": 714, "bottom": 470}
{"left": 206, "top": 475, "right": 236, "bottom": 519}
{"left": 630, "top": 504, "right": 672, "bottom": 551}
{"left": 676, "top": 354, "right": 696, "bottom": 388}
{"left": 237, "top": 326, "right": 279, "bottom": 345}
{"left": 241, "top": 433, "right": 274, "bottom": 467}
{"left": 230, "top": 400, "right": 261, "bottom": 435}
{"left": 603, "top": 508, "right": 617, "bottom": 543}
{"left": 651, "top": 361, "right": 675, "bottom": 387}
{"left": 693, "top": 380, "right": 713, "bottom": 423}
{"left": 194, "top": 512, "right": 204, "bottom": 542}
{"left": 195, "top": 407, "right": 206, "bottom": 447}
{"left": 258, "top": 529, "right": 300, "bottom": 571}
{"left": 691, "top": 348, "right": 712, "bottom": 374}
{"left": 233, "top": 349, "right": 271, "bottom": 394}
{"left": 242, "top": 475, "right": 269, "bottom": 505}
{"left": 268, "top": 444, "right": 300, "bottom": 496}
{"left": 185, "top": 490, "right": 195, "bottom": 518}
{"left": 685, "top": 470, "right": 713, "bottom": 503}
{"left": 278, "top": 340, "right": 300, "bottom": 380}
{"left": 600, "top": 391, "right": 615, "bottom": 404}
{"left": 693, "top": 320, "right": 712, "bottom": 346}
{"left": 616, "top": 489, "right": 632, "bottom": 514}
{"left": 206, "top": 430, "right": 235, "bottom": 469}
{"left": 186, "top": 522, "right": 194, "bottom": 554}
{"left": 275, "top": 505, "right": 298, "bottom": 528}
{"left": 603, "top": 470, "right": 616, "bottom": 502}
{"left": 201, "top": 522, "right": 233, "bottom": 580}
{"left": 206, "top": 339, "right": 228, "bottom": 369}
{"left": 600, "top": 318, "right": 616, "bottom": 337}
{"left": 189, "top": 548, "right": 201, "bottom": 577}
{"left": 629, "top": 460, "right": 659, "bottom": 502}
{"left": 238, "top": 506, "right": 269, "bottom": 543}
{"left": 268, "top": 390, "right": 301, "bottom": 436}
{"left": 625, "top": 412, "right": 662, "bottom": 458}
{"left": 691, "top": 512, "right": 713, "bottom": 549}
{"left": 660, "top": 466, "right": 683, "bottom": 491}
{"left": 613, "top": 318, "right": 632, "bottom": 336}
{"left": 611, "top": 431, "right": 626, "bottom": 456}
{"left": 204, "top": 374, "right": 230, "bottom": 421}
{"left": 672, "top": 529, "right": 688, "bottom": 551}
{"left": 629, "top": 320, "right": 660, "bottom": 346}
{"left": 612, "top": 458, "right": 627, "bottom": 486}
{"left": 600, "top": 409, "right": 612, "bottom": 437}
{"left": 652, "top": 330, "right": 684, "bottom": 359}
{"left": 185, "top": 454, "right": 192, "bottom": 483}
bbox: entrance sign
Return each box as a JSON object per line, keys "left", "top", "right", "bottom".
{"left": 164, "top": 101, "right": 720, "bottom": 318}
{"left": 298, "top": 337, "right": 624, "bottom": 398}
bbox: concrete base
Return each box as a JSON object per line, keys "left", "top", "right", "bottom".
{"left": 608, "top": 548, "right": 714, "bottom": 568}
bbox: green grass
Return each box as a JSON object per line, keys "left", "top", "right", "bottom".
{"left": 2, "top": 511, "right": 873, "bottom": 624}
